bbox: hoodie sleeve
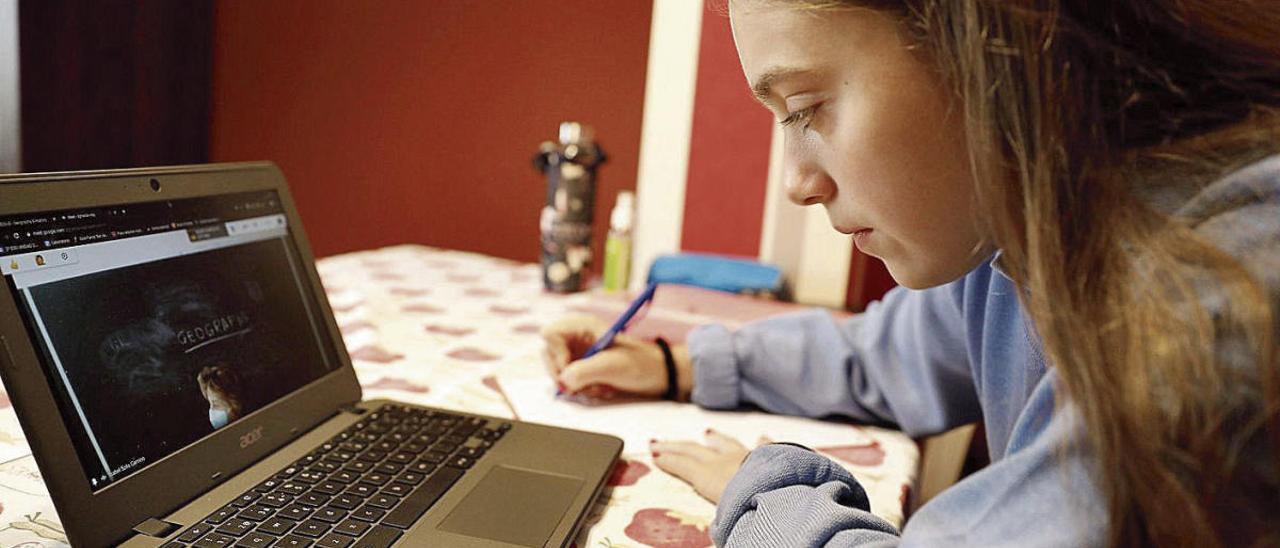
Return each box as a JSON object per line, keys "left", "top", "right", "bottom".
{"left": 688, "top": 277, "right": 980, "bottom": 436}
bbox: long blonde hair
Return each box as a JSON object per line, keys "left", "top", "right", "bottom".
{"left": 792, "top": 0, "right": 1280, "bottom": 544}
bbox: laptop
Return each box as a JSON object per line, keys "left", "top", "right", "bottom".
{"left": 0, "top": 162, "right": 622, "bottom": 548}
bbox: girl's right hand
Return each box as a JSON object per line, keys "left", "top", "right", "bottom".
{"left": 541, "top": 315, "right": 693, "bottom": 400}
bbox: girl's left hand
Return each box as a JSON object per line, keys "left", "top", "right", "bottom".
{"left": 650, "top": 430, "right": 769, "bottom": 504}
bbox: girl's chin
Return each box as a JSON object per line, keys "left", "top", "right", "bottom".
{"left": 881, "top": 259, "right": 947, "bottom": 290}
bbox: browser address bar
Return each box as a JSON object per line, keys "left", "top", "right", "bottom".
{"left": 225, "top": 214, "right": 287, "bottom": 236}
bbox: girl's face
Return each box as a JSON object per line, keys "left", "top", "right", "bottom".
{"left": 730, "top": 2, "right": 990, "bottom": 288}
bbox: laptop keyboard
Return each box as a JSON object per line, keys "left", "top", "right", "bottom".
{"left": 162, "top": 404, "right": 511, "bottom": 548}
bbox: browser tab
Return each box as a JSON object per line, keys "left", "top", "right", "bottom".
{"left": 187, "top": 224, "right": 230, "bottom": 243}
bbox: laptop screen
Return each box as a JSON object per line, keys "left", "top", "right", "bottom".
{"left": 0, "top": 190, "right": 341, "bottom": 492}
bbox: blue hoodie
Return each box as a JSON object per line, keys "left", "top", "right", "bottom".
{"left": 688, "top": 154, "right": 1280, "bottom": 546}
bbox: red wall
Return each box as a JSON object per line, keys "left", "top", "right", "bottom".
{"left": 210, "top": 1, "right": 653, "bottom": 262}
{"left": 679, "top": 7, "right": 773, "bottom": 257}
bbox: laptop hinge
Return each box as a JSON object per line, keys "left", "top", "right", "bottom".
{"left": 338, "top": 403, "right": 367, "bottom": 415}
{"left": 132, "top": 517, "right": 180, "bottom": 538}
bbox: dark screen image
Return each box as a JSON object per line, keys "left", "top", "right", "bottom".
{"left": 24, "top": 237, "right": 336, "bottom": 487}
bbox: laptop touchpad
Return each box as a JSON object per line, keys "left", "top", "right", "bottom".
{"left": 439, "top": 466, "right": 584, "bottom": 546}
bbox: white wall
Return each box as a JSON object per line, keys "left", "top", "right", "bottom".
{"left": 757, "top": 125, "right": 851, "bottom": 308}
{"left": 0, "top": 0, "right": 18, "bottom": 173}
{"left": 630, "top": 0, "right": 703, "bottom": 290}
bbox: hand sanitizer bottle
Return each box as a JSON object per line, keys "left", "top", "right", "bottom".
{"left": 602, "top": 191, "right": 634, "bottom": 292}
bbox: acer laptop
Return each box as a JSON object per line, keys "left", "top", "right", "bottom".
{"left": 0, "top": 163, "right": 622, "bottom": 548}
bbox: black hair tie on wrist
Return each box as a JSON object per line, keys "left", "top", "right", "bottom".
{"left": 655, "top": 337, "right": 678, "bottom": 401}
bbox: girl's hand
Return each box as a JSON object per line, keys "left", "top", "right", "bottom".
{"left": 541, "top": 315, "right": 693, "bottom": 399}
{"left": 650, "top": 430, "right": 769, "bottom": 504}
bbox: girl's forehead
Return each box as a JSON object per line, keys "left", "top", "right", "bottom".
{"left": 730, "top": 3, "right": 900, "bottom": 85}
{"left": 731, "top": 2, "right": 890, "bottom": 53}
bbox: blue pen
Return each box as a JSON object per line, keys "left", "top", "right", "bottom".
{"left": 582, "top": 282, "right": 658, "bottom": 359}
{"left": 558, "top": 283, "right": 659, "bottom": 395}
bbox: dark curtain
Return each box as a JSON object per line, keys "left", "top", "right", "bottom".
{"left": 19, "top": 0, "right": 213, "bottom": 172}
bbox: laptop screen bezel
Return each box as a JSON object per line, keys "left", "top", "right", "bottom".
{"left": 0, "top": 162, "right": 363, "bottom": 547}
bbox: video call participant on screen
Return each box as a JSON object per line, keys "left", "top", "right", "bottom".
{"left": 197, "top": 364, "right": 245, "bottom": 429}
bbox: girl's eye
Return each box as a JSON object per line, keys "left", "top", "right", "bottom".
{"left": 779, "top": 105, "right": 819, "bottom": 131}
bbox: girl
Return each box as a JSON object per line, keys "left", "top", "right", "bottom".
{"left": 544, "top": 0, "right": 1280, "bottom": 545}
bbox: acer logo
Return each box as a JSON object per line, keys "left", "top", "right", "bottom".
{"left": 239, "top": 426, "right": 264, "bottom": 449}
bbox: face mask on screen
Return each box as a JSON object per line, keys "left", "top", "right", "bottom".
{"left": 209, "top": 407, "right": 230, "bottom": 429}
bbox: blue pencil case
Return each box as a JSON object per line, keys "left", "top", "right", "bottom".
{"left": 646, "top": 253, "right": 786, "bottom": 299}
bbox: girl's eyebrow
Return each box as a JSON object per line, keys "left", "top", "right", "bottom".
{"left": 751, "top": 66, "right": 817, "bottom": 104}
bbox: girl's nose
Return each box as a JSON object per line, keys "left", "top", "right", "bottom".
{"left": 785, "top": 170, "right": 836, "bottom": 206}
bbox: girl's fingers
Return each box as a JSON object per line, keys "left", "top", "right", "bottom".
{"left": 541, "top": 336, "right": 567, "bottom": 374}
{"left": 559, "top": 353, "right": 626, "bottom": 393}
{"left": 542, "top": 331, "right": 594, "bottom": 376}
{"left": 576, "top": 384, "right": 616, "bottom": 399}
{"left": 651, "top": 439, "right": 746, "bottom": 505}
{"left": 705, "top": 429, "right": 746, "bottom": 453}
{"left": 650, "top": 440, "right": 716, "bottom": 461}
{"left": 540, "top": 316, "right": 607, "bottom": 373}
{"left": 542, "top": 346, "right": 563, "bottom": 378}
{"left": 651, "top": 452, "right": 705, "bottom": 486}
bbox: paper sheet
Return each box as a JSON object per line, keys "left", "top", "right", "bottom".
{"left": 496, "top": 376, "right": 876, "bottom": 453}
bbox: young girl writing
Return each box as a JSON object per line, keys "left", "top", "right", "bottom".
{"left": 544, "top": 1, "right": 1280, "bottom": 545}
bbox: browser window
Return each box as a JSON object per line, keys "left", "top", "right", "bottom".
{"left": 0, "top": 191, "right": 340, "bottom": 491}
